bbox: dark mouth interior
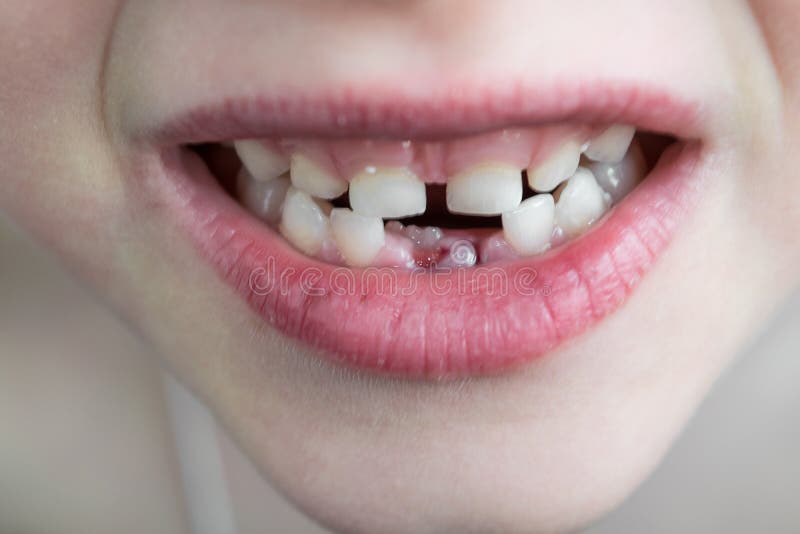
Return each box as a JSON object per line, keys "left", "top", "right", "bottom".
{"left": 189, "top": 131, "right": 674, "bottom": 230}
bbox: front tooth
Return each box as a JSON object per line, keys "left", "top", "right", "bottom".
{"left": 234, "top": 140, "right": 290, "bottom": 182}
{"left": 279, "top": 187, "right": 330, "bottom": 256}
{"left": 330, "top": 208, "right": 386, "bottom": 267}
{"left": 528, "top": 141, "right": 582, "bottom": 193}
{"left": 587, "top": 140, "right": 647, "bottom": 204}
{"left": 446, "top": 164, "right": 522, "bottom": 216}
{"left": 290, "top": 153, "right": 348, "bottom": 200}
{"left": 583, "top": 125, "right": 636, "bottom": 164}
{"left": 555, "top": 168, "right": 610, "bottom": 237}
{"left": 349, "top": 167, "right": 426, "bottom": 219}
{"left": 501, "top": 195, "right": 555, "bottom": 256}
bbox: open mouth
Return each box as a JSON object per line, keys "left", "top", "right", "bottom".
{"left": 194, "top": 126, "right": 673, "bottom": 270}
{"left": 143, "top": 88, "right": 705, "bottom": 379}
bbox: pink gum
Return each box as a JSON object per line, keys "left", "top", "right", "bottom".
{"left": 267, "top": 123, "right": 602, "bottom": 184}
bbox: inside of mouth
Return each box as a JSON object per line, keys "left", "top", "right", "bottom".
{"left": 191, "top": 125, "right": 675, "bottom": 270}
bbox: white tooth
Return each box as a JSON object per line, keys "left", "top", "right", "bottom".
{"left": 330, "top": 208, "right": 386, "bottom": 267}
{"left": 279, "top": 187, "right": 330, "bottom": 256}
{"left": 290, "top": 153, "right": 348, "bottom": 200}
{"left": 236, "top": 169, "right": 291, "bottom": 225}
{"left": 234, "top": 140, "right": 290, "bottom": 182}
{"left": 587, "top": 140, "right": 647, "bottom": 204}
{"left": 583, "top": 125, "right": 636, "bottom": 163}
{"left": 404, "top": 225, "right": 444, "bottom": 249}
{"left": 446, "top": 164, "right": 522, "bottom": 216}
{"left": 555, "top": 168, "right": 610, "bottom": 237}
{"left": 479, "top": 233, "right": 520, "bottom": 264}
{"left": 349, "top": 167, "right": 426, "bottom": 219}
{"left": 528, "top": 141, "right": 582, "bottom": 192}
{"left": 501, "top": 195, "right": 555, "bottom": 256}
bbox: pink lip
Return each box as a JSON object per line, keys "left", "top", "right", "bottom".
{"left": 139, "top": 86, "right": 706, "bottom": 379}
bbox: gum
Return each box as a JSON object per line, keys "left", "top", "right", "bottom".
{"left": 270, "top": 123, "right": 600, "bottom": 184}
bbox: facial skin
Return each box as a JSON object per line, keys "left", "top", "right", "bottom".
{"left": 1, "top": 1, "right": 799, "bottom": 532}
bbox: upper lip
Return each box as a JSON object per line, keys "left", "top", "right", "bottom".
{"left": 130, "top": 81, "right": 711, "bottom": 379}
{"left": 149, "top": 81, "right": 708, "bottom": 146}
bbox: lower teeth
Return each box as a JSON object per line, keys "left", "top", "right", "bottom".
{"left": 198, "top": 128, "right": 665, "bottom": 270}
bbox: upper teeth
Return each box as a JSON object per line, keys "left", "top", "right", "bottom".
{"left": 583, "top": 125, "right": 636, "bottom": 164}
{"left": 554, "top": 168, "right": 610, "bottom": 237}
{"left": 528, "top": 140, "right": 582, "bottom": 193}
{"left": 234, "top": 140, "right": 290, "bottom": 182}
{"left": 349, "top": 167, "right": 427, "bottom": 219}
{"left": 446, "top": 164, "right": 523, "bottom": 216}
{"left": 290, "top": 153, "right": 349, "bottom": 200}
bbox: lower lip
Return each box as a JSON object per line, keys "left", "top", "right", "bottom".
{"left": 150, "top": 140, "right": 701, "bottom": 379}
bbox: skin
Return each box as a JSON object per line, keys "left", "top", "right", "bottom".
{"left": 1, "top": 1, "right": 799, "bottom": 532}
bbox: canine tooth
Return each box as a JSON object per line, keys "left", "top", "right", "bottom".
{"left": 587, "top": 141, "right": 647, "bottom": 204}
{"left": 290, "top": 153, "right": 348, "bottom": 200}
{"left": 528, "top": 141, "right": 582, "bottom": 192}
{"left": 555, "top": 168, "right": 610, "bottom": 237}
{"left": 236, "top": 170, "right": 291, "bottom": 225}
{"left": 446, "top": 164, "right": 522, "bottom": 216}
{"left": 234, "top": 140, "right": 290, "bottom": 182}
{"left": 501, "top": 195, "right": 556, "bottom": 256}
{"left": 330, "top": 208, "right": 386, "bottom": 267}
{"left": 279, "top": 187, "right": 330, "bottom": 256}
{"left": 583, "top": 125, "right": 636, "bottom": 163}
{"left": 349, "top": 167, "right": 426, "bottom": 219}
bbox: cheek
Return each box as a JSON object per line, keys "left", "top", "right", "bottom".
{"left": 0, "top": 1, "right": 119, "bottom": 100}
{"left": 0, "top": 1, "right": 123, "bottom": 264}
{"left": 748, "top": 2, "right": 800, "bottom": 267}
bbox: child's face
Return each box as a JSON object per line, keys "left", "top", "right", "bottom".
{"left": 2, "top": 1, "right": 799, "bottom": 531}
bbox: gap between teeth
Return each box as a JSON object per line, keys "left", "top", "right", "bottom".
{"left": 232, "top": 125, "right": 644, "bottom": 268}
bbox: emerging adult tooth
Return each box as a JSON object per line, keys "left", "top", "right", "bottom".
{"left": 583, "top": 125, "right": 636, "bottom": 164}
{"left": 234, "top": 140, "right": 290, "bottom": 182}
{"left": 501, "top": 195, "right": 556, "bottom": 256}
{"left": 236, "top": 169, "right": 291, "bottom": 225}
{"left": 446, "top": 164, "right": 522, "bottom": 216}
{"left": 349, "top": 167, "right": 426, "bottom": 219}
{"left": 279, "top": 187, "right": 331, "bottom": 256}
{"left": 479, "top": 233, "right": 520, "bottom": 264}
{"left": 587, "top": 140, "right": 647, "bottom": 204}
{"left": 404, "top": 225, "right": 444, "bottom": 249}
{"left": 330, "top": 208, "right": 386, "bottom": 267}
{"left": 290, "top": 153, "right": 348, "bottom": 200}
{"left": 528, "top": 141, "right": 582, "bottom": 192}
{"left": 555, "top": 168, "right": 610, "bottom": 237}
{"left": 438, "top": 238, "right": 478, "bottom": 269}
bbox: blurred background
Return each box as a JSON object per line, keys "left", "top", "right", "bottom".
{"left": 2, "top": 213, "right": 798, "bottom": 534}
